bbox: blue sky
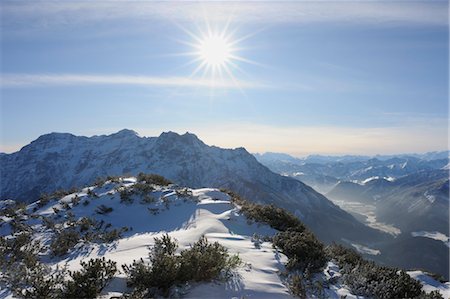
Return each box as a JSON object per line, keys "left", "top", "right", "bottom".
{"left": 1, "top": 1, "right": 448, "bottom": 156}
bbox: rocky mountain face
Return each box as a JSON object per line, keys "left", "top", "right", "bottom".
{"left": 0, "top": 130, "right": 385, "bottom": 244}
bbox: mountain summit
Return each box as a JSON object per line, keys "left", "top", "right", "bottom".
{"left": 0, "top": 130, "right": 385, "bottom": 244}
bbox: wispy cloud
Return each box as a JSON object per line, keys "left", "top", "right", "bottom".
{"left": 1, "top": 1, "right": 447, "bottom": 32}
{"left": 0, "top": 74, "right": 262, "bottom": 89}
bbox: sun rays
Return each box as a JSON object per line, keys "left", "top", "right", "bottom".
{"left": 173, "top": 15, "right": 259, "bottom": 92}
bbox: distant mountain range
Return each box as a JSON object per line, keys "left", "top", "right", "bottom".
{"left": 0, "top": 129, "right": 384, "bottom": 245}
{"left": 254, "top": 151, "right": 449, "bottom": 193}
{"left": 255, "top": 150, "right": 449, "bottom": 279}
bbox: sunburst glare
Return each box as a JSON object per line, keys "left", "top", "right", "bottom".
{"left": 175, "top": 17, "right": 258, "bottom": 91}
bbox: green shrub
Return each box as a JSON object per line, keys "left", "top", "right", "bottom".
{"left": 122, "top": 234, "right": 240, "bottom": 297}
{"left": 100, "top": 228, "right": 126, "bottom": 243}
{"left": 122, "top": 258, "right": 152, "bottom": 289}
{"left": 273, "top": 230, "right": 326, "bottom": 272}
{"left": 22, "top": 264, "right": 66, "bottom": 299}
{"left": 224, "top": 190, "right": 305, "bottom": 232}
{"left": 87, "top": 188, "right": 98, "bottom": 198}
{"left": 62, "top": 257, "right": 117, "bottom": 298}
{"left": 133, "top": 182, "right": 154, "bottom": 194}
{"left": 37, "top": 194, "right": 52, "bottom": 208}
{"left": 51, "top": 229, "right": 80, "bottom": 256}
{"left": 71, "top": 195, "right": 80, "bottom": 206}
{"left": 176, "top": 188, "right": 193, "bottom": 198}
{"left": 344, "top": 262, "right": 422, "bottom": 299}
{"left": 178, "top": 235, "right": 229, "bottom": 282}
{"left": 417, "top": 291, "right": 444, "bottom": 299}
{"left": 141, "top": 195, "right": 156, "bottom": 204}
{"left": 327, "top": 243, "right": 426, "bottom": 299}
{"left": 137, "top": 173, "right": 172, "bottom": 186}
{"left": 77, "top": 217, "right": 95, "bottom": 232}
{"left": 119, "top": 188, "right": 134, "bottom": 204}
{"left": 290, "top": 274, "right": 306, "bottom": 299}
{"left": 325, "top": 243, "right": 362, "bottom": 272}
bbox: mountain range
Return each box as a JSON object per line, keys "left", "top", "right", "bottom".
{"left": 1, "top": 130, "right": 448, "bottom": 279}
{"left": 255, "top": 151, "right": 449, "bottom": 279}
{"left": 0, "top": 130, "right": 384, "bottom": 245}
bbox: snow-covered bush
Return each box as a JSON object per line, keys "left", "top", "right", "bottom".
{"left": 225, "top": 190, "right": 305, "bottom": 232}
{"left": 178, "top": 235, "right": 230, "bottom": 282}
{"left": 327, "top": 243, "right": 441, "bottom": 299}
{"left": 133, "top": 182, "right": 154, "bottom": 194}
{"left": 273, "top": 229, "right": 326, "bottom": 272}
{"left": 344, "top": 261, "right": 422, "bottom": 298}
{"left": 289, "top": 274, "right": 306, "bottom": 299}
{"left": 119, "top": 188, "right": 132, "bottom": 203}
{"left": 62, "top": 257, "right": 117, "bottom": 298}
{"left": 50, "top": 229, "right": 80, "bottom": 256}
{"left": 22, "top": 264, "right": 66, "bottom": 299}
{"left": 122, "top": 234, "right": 240, "bottom": 297}
{"left": 137, "top": 173, "right": 172, "bottom": 186}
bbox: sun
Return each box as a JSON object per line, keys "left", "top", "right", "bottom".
{"left": 197, "top": 34, "right": 232, "bottom": 67}
{"left": 174, "top": 18, "right": 258, "bottom": 90}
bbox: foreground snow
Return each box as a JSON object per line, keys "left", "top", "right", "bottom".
{"left": 1, "top": 179, "right": 447, "bottom": 298}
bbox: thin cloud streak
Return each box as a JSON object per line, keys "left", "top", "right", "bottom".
{"left": 2, "top": 1, "right": 447, "bottom": 30}
{"left": 0, "top": 74, "right": 263, "bottom": 89}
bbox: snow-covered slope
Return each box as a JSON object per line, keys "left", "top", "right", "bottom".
{"left": 0, "top": 178, "right": 354, "bottom": 298}
{"left": 2, "top": 178, "right": 447, "bottom": 299}
{"left": 0, "top": 130, "right": 384, "bottom": 245}
{"left": 2, "top": 178, "right": 446, "bottom": 299}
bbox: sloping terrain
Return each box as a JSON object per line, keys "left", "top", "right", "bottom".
{"left": 0, "top": 130, "right": 385, "bottom": 245}
{"left": 1, "top": 177, "right": 446, "bottom": 298}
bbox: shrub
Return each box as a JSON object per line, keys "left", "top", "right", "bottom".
{"left": 327, "top": 243, "right": 426, "bottom": 299}
{"left": 62, "top": 257, "right": 117, "bottom": 298}
{"left": 71, "top": 195, "right": 80, "bottom": 206}
{"left": 141, "top": 195, "right": 156, "bottom": 204}
{"left": 77, "top": 217, "right": 95, "bottom": 232}
{"left": 178, "top": 235, "right": 229, "bottom": 282}
{"left": 418, "top": 291, "right": 444, "bottom": 299}
{"left": 96, "top": 204, "right": 113, "bottom": 215}
{"left": 290, "top": 274, "right": 306, "bottom": 299}
{"left": 176, "top": 188, "right": 193, "bottom": 198}
{"left": 137, "top": 173, "right": 172, "bottom": 186}
{"left": 87, "top": 188, "right": 98, "bottom": 198}
{"left": 147, "top": 234, "right": 180, "bottom": 296}
{"left": 122, "top": 234, "right": 240, "bottom": 297}
{"left": 344, "top": 262, "right": 422, "bottom": 299}
{"left": 37, "top": 194, "right": 51, "bottom": 208}
{"left": 51, "top": 229, "right": 80, "bottom": 256}
{"left": 82, "top": 199, "right": 90, "bottom": 206}
{"left": 224, "top": 190, "right": 305, "bottom": 232}
{"left": 122, "top": 258, "right": 152, "bottom": 291}
{"left": 133, "top": 183, "right": 154, "bottom": 194}
{"left": 325, "top": 243, "right": 362, "bottom": 272}
{"left": 120, "top": 189, "right": 134, "bottom": 204}
{"left": 100, "top": 228, "right": 126, "bottom": 243}
{"left": 273, "top": 230, "right": 326, "bottom": 272}
{"left": 22, "top": 264, "right": 66, "bottom": 299}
